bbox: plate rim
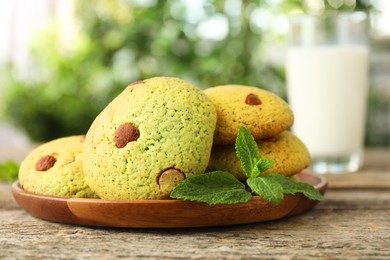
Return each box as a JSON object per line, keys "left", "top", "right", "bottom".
{"left": 12, "top": 171, "right": 327, "bottom": 204}
{"left": 12, "top": 171, "right": 327, "bottom": 228}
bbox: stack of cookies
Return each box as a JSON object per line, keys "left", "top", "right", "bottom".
{"left": 18, "top": 78, "right": 310, "bottom": 200}
{"left": 204, "top": 85, "right": 311, "bottom": 181}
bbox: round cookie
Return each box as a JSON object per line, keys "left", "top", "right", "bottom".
{"left": 18, "top": 136, "right": 97, "bottom": 198}
{"left": 204, "top": 85, "right": 294, "bottom": 145}
{"left": 83, "top": 77, "right": 217, "bottom": 200}
{"left": 207, "top": 131, "right": 310, "bottom": 181}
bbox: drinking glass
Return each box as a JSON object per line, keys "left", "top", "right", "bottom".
{"left": 286, "top": 12, "right": 370, "bottom": 173}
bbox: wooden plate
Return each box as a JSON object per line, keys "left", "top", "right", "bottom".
{"left": 12, "top": 171, "right": 327, "bottom": 228}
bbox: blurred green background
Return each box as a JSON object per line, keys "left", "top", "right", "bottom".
{"left": 1, "top": 0, "right": 389, "bottom": 146}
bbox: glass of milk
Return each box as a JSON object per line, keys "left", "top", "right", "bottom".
{"left": 286, "top": 12, "right": 370, "bottom": 174}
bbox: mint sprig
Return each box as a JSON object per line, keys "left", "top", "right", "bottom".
{"left": 170, "top": 171, "right": 252, "bottom": 205}
{"left": 266, "top": 173, "right": 323, "bottom": 201}
{"left": 247, "top": 175, "right": 284, "bottom": 205}
{"left": 171, "top": 126, "right": 323, "bottom": 205}
{"left": 235, "top": 127, "right": 261, "bottom": 178}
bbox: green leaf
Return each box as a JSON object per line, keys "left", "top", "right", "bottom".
{"left": 259, "top": 174, "right": 323, "bottom": 201}
{"left": 298, "top": 182, "right": 323, "bottom": 201}
{"left": 254, "top": 158, "right": 275, "bottom": 175}
{"left": 0, "top": 161, "right": 19, "bottom": 183}
{"left": 170, "top": 126, "right": 322, "bottom": 206}
{"left": 247, "top": 176, "right": 284, "bottom": 205}
{"left": 170, "top": 171, "right": 252, "bottom": 205}
{"left": 235, "top": 126, "right": 261, "bottom": 178}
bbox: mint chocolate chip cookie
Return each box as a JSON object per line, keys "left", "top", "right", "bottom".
{"left": 18, "top": 136, "right": 97, "bottom": 198}
{"left": 204, "top": 85, "right": 294, "bottom": 145}
{"left": 207, "top": 131, "right": 311, "bottom": 181}
{"left": 83, "top": 77, "right": 217, "bottom": 200}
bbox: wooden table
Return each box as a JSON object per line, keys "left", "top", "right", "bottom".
{"left": 1, "top": 149, "right": 389, "bottom": 259}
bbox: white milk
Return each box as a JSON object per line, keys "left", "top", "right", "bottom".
{"left": 286, "top": 46, "right": 369, "bottom": 158}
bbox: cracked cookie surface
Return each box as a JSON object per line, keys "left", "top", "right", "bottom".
{"left": 83, "top": 77, "right": 217, "bottom": 200}
{"left": 204, "top": 85, "right": 294, "bottom": 145}
{"left": 19, "top": 136, "right": 97, "bottom": 198}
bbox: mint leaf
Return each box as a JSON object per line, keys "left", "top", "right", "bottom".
{"left": 256, "top": 174, "right": 323, "bottom": 201}
{"left": 295, "top": 182, "right": 323, "bottom": 201}
{"left": 170, "top": 171, "right": 252, "bottom": 205}
{"left": 235, "top": 126, "right": 261, "bottom": 178}
{"left": 170, "top": 126, "right": 323, "bottom": 206}
{"left": 247, "top": 175, "right": 284, "bottom": 205}
{"left": 235, "top": 126, "right": 323, "bottom": 204}
{"left": 254, "top": 158, "right": 274, "bottom": 175}
{"left": 0, "top": 161, "right": 19, "bottom": 183}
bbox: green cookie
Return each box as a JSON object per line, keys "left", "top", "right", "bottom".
{"left": 83, "top": 77, "right": 217, "bottom": 200}
{"left": 208, "top": 131, "right": 311, "bottom": 181}
{"left": 19, "top": 136, "right": 97, "bottom": 198}
{"left": 204, "top": 85, "right": 294, "bottom": 145}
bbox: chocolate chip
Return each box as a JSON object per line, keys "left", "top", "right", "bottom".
{"left": 245, "top": 93, "right": 261, "bottom": 105}
{"left": 130, "top": 80, "right": 145, "bottom": 86}
{"left": 158, "top": 168, "right": 185, "bottom": 197}
{"left": 114, "top": 123, "right": 140, "bottom": 148}
{"left": 35, "top": 155, "right": 57, "bottom": 171}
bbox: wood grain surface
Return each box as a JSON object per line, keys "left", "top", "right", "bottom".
{"left": 1, "top": 149, "right": 390, "bottom": 259}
